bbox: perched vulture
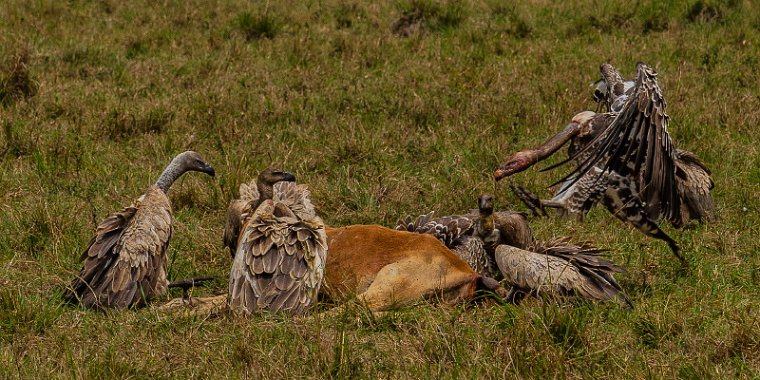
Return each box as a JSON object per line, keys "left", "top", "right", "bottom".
{"left": 495, "top": 63, "right": 714, "bottom": 263}
{"left": 495, "top": 238, "right": 631, "bottom": 307}
{"left": 395, "top": 194, "right": 534, "bottom": 278}
{"left": 226, "top": 168, "right": 327, "bottom": 315}
{"left": 63, "top": 151, "right": 215, "bottom": 309}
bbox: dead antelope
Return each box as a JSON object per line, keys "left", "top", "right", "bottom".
{"left": 323, "top": 224, "right": 507, "bottom": 311}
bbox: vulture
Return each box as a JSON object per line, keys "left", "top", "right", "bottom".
{"left": 63, "top": 151, "right": 215, "bottom": 309}
{"left": 494, "top": 238, "right": 631, "bottom": 307}
{"left": 226, "top": 168, "right": 327, "bottom": 316}
{"left": 395, "top": 194, "right": 533, "bottom": 278}
{"left": 397, "top": 195, "right": 631, "bottom": 306}
{"left": 495, "top": 63, "right": 714, "bottom": 263}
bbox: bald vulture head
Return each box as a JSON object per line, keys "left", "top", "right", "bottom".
{"left": 176, "top": 151, "right": 216, "bottom": 176}
{"left": 256, "top": 167, "right": 297, "bottom": 201}
{"left": 478, "top": 193, "right": 494, "bottom": 215}
{"left": 155, "top": 151, "right": 215, "bottom": 193}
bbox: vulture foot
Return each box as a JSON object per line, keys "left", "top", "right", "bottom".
{"left": 510, "top": 184, "right": 547, "bottom": 217}
{"left": 168, "top": 276, "right": 216, "bottom": 301}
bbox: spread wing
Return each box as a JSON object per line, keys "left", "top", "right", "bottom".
{"left": 675, "top": 149, "right": 715, "bottom": 224}
{"left": 64, "top": 189, "right": 173, "bottom": 309}
{"left": 395, "top": 212, "right": 475, "bottom": 248}
{"left": 228, "top": 183, "right": 327, "bottom": 315}
{"left": 558, "top": 63, "right": 680, "bottom": 225}
{"left": 495, "top": 238, "right": 630, "bottom": 306}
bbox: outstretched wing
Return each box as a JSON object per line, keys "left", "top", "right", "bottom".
{"left": 395, "top": 212, "right": 475, "bottom": 248}
{"left": 558, "top": 63, "right": 681, "bottom": 225}
{"left": 228, "top": 183, "right": 327, "bottom": 316}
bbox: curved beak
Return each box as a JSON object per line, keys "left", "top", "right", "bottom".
{"left": 494, "top": 168, "right": 508, "bottom": 182}
{"left": 282, "top": 172, "right": 296, "bottom": 182}
{"left": 202, "top": 163, "right": 216, "bottom": 177}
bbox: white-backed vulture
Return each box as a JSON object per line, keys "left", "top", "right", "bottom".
{"left": 63, "top": 151, "right": 215, "bottom": 309}
{"left": 495, "top": 63, "right": 714, "bottom": 263}
{"left": 226, "top": 168, "right": 327, "bottom": 315}
{"left": 495, "top": 238, "right": 631, "bottom": 307}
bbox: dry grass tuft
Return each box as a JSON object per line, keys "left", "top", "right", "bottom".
{"left": 0, "top": 50, "right": 37, "bottom": 106}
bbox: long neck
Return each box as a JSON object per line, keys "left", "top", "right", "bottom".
{"left": 252, "top": 180, "right": 275, "bottom": 210}
{"left": 155, "top": 156, "right": 186, "bottom": 193}
{"left": 529, "top": 121, "right": 581, "bottom": 162}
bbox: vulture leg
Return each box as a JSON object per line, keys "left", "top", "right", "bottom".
{"left": 168, "top": 276, "right": 216, "bottom": 301}
{"left": 510, "top": 183, "right": 593, "bottom": 220}
{"left": 601, "top": 176, "right": 683, "bottom": 263}
{"left": 510, "top": 184, "right": 548, "bottom": 217}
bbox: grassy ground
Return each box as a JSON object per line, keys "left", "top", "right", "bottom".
{"left": 1, "top": 0, "right": 759, "bottom": 378}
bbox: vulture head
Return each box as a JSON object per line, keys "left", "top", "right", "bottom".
{"left": 494, "top": 150, "right": 537, "bottom": 181}
{"left": 177, "top": 151, "right": 216, "bottom": 177}
{"left": 478, "top": 193, "right": 494, "bottom": 215}
{"left": 592, "top": 78, "right": 607, "bottom": 105}
{"left": 257, "top": 167, "right": 296, "bottom": 199}
{"left": 155, "top": 151, "right": 215, "bottom": 193}
{"left": 222, "top": 168, "right": 296, "bottom": 259}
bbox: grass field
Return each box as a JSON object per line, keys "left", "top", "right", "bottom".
{"left": 1, "top": 0, "right": 759, "bottom": 378}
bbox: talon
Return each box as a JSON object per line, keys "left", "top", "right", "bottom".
{"left": 510, "top": 184, "right": 547, "bottom": 217}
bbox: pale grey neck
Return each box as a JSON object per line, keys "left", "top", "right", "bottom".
{"left": 155, "top": 156, "right": 187, "bottom": 193}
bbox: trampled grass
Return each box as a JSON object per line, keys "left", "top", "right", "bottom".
{"left": 1, "top": 0, "right": 758, "bottom": 378}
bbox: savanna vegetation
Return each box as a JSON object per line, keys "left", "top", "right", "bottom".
{"left": 1, "top": 0, "right": 758, "bottom": 378}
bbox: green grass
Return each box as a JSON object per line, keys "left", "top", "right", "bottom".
{"left": 1, "top": 0, "right": 759, "bottom": 378}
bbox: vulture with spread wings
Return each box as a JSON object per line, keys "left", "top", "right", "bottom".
{"left": 495, "top": 63, "right": 714, "bottom": 263}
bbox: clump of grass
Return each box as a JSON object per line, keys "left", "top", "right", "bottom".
{"left": 103, "top": 106, "right": 173, "bottom": 140}
{"left": 633, "top": 316, "right": 680, "bottom": 349}
{"left": 490, "top": 3, "right": 533, "bottom": 39}
{"left": 0, "top": 289, "right": 61, "bottom": 339}
{"left": 125, "top": 39, "right": 149, "bottom": 59}
{"left": 545, "top": 308, "right": 589, "bottom": 354}
{"left": 684, "top": 0, "right": 738, "bottom": 24}
{"left": 0, "top": 50, "right": 37, "bottom": 106}
{"left": 1, "top": 120, "right": 34, "bottom": 158}
{"left": 235, "top": 11, "right": 281, "bottom": 41}
{"left": 393, "top": 0, "right": 468, "bottom": 37}
{"left": 334, "top": 3, "right": 365, "bottom": 29}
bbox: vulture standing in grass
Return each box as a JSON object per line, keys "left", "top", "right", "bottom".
{"left": 226, "top": 168, "right": 327, "bottom": 315}
{"left": 63, "top": 151, "right": 215, "bottom": 309}
{"left": 495, "top": 63, "right": 714, "bottom": 263}
{"left": 494, "top": 238, "right": 631, "bottom": 307}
